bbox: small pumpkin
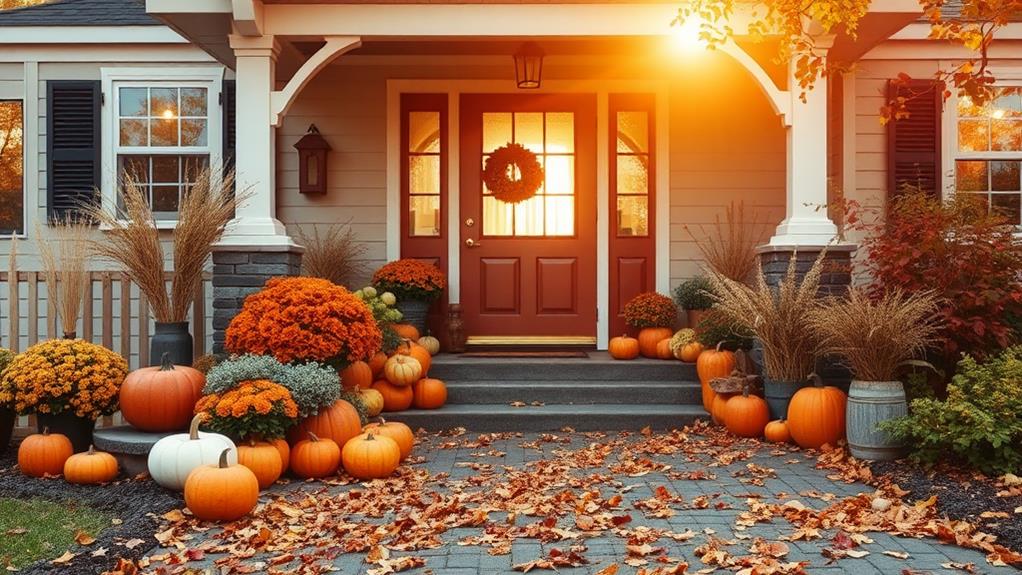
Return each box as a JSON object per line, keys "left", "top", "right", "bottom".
{"left": 148, "top": 414, "right": 237, "bottom": 490}
{"left": 119, "top": 352, "right": 205, "bottom": 432}
{"left": 351, "top": 387, "right": 385, "bottom": 417}
{"left": 270, "top": 437, "right": 290, "bottom": 473}
{"left": 237, "top": 439, "right": 283, "bottom": 489}
{"left": 412, "top": 378, "right": 447, "bottom": 409}
{"left": 724, "top": 385, "right": 770, "bottom": 438}
{"left": 403, "top": 342, "right": 432, "bottom": 376}
{"left": 638, "top": 327, "right": 673, "bottom": 359}
{"left": 384, "top": 354, "right": 422, "bottom": 386}
{"left": 18, "top": 428, "right": 73, "bottom": 478}
{"left": 417, "top": 335, "right": 440, "bottom": 356}
{"left": 764, "top": 419, "right": 791, "bottom": 444}
{"left": 63, "top": 445, "right": 119, "bottom": 484}
{"left": 287, "top": 400, "right": 362, "bottom": 448}
{"left": 364, "top": 417, "right": 414, "bottom": 460}
{"left": 392, "top": 323, "right": 420, "bottom": 341}
{"left": 655, "top": 339, "right": 674, "bottom": 360}
{"left": 696, "top": 343, "right": 736, "bottom": 412}
{"left": 608, "top": 335, "right": 640, "bottom": 360}
{"left": 371, "top": 379, "right": 415, "bottom": 412}
{"left": 340, "top": 361, "right": 374, "bottom": 390}
{"left": 787, "top": 376, "right": 847, "bottom": 449}
{"left": 676, "top": 341, "right": 704, "bottom": 363}
{"left": 290, "top": 432, "right": 341, "bottom": 479}
{"left": 341, "top": 432, "right": 401, "bottom": 480}
{"left": 184, "top": 448, "right": 259, "bottom": 521}
{"left": 368, "top": 352, "right": 389, "bottom": 378}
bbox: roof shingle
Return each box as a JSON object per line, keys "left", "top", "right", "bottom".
{"left": 0, "top": 0, "right": 158, "bottom": 27}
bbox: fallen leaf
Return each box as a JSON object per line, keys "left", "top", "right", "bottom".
{"left": 882, "top": 550, "right": 910, "bottom": 559}
{"left": 74, "top": 531, "right": 96, "bottom": 546}
{"left": 50, "top": 551, "right": 76, "bottom": 565}
{"left": 123, "top": 538, "right": 146, "bottom": 550}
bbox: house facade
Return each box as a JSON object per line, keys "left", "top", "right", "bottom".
{"left": 1, "top": 0, "right": 1020, "bottom": 352}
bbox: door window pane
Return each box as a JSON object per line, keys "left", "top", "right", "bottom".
{"left": 483, "top": 113, "right": 512, "bottom": 154}
{"left": 410, "top": 155, "right": 440, "bottom": 194}
{"left": 617, "top": 111, "right": 649, "bottom": 153}
{"left": 545, "top": 156, "right": 573, "bottom": 195}
{"left": 546, "top": 113, "right": 574, "bottom": 153}
{"left": 514, "top": 113, "right": 544, "bottom": 153}
{"left": 483, "top": 196, "right": 513, "bottom": 236}
{"left": 406, "top": 108, "right": 443, "bottom": 237}
{"left": 545, "top": 196, "right": 575, "bottom": 236}
{"left": 0, "top": 101, "right": 24, "bottom": 234}
{"left": 617, "top": 155, "right": 648, "bottom": 195}
{"left": 617, "top": 196, "right": 648, "bottom": 236}
{"left": 409, "top": 195, "right": 441, "bottom": 236}
{"left": 409, "top": 112, "right": 440, "bottom": 153}
{"left": 615, "top": 109, "right": 651, "bottom": 237}
{"left": 514, "top": 196, "right": 545, "bottom": 236}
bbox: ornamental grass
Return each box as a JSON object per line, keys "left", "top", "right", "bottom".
{"left": 87, "top": 168, "right": 242, "bottom": 323}
{"left": 706, "top": 252, "right": 826, "bottom": 381}
{"left": 372, "top": 259, "right": 446, "bottom": 302}
{"left": 0, "top": 339, "right": 128, "bottom": 419}
{"left": 687, "top": 201, "right": 771, "bottom": 284}
{"left": 194, "top": 379, "right": 299, "bottom": 440}
{"left": 807, "top": 289, "right": 943, "bottom": 382}
{"left": 294, "top": 221, "right": 368, "bottom": 288}
{"left": 35, "top": 215, "right": 90, "bottom": 338}
{"left": 623, "top": 292, "right": 678, "bottom": 328}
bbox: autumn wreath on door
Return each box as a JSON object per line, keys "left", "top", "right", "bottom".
{"left": 483, "top": 142, "right": 544, "bottom": 204}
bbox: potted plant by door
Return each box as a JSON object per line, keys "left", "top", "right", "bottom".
{"left": 623, "top": 292, "right": 679, "bottom": 358}
{"left": 0, "top": 348, "right": 16, "bottom": 454}
{"left": 0, "top": 339, "right": 128, "bottom": 452}
{"left": 88, "top": 169, "right": 241, "bottom": 366}
{"left": 673, "top": 276, "right": 714, "bottom": 331}
{"left": 371, "top": 259, "right": 446, "bottom": 335}
{"left": 808, "top": 288, "right": 942, "bottom": 461}
{"left": 705, "top": 252, "right": 826, "bottom": 419}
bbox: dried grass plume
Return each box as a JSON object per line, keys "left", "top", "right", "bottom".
{"left": 36, "top": 215, "right": 91, "bottom": 337}
{"left": 294, "top": 221, "right": 367, "bottom": 288}
{"left": 687, "top": 201, "right": 770, "bottom": 284}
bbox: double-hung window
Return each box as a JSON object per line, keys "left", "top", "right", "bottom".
{"left": 953, "top": 86, "right": 1022, "bottom": 223}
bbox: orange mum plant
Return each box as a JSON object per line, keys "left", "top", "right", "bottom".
{"left": 372, "top": 259, "right": 446, "bottom": 302}
{"left": 194, "top": 379, "right": 299, "bottom": 440}
{"left": 225, "top": 277, "right": 382, "bottom": 367}
{"left": 623, "top": 292, "right": 679, "bottom": 328}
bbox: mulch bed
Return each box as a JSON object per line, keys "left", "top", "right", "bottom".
{"left": 872, "top": 460, "right": 1022, "bottom": 553}
{"left": 0, "top": 445, "right": 183, "bottom": 575}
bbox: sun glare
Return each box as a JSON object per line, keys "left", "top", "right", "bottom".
{"left": 671, "top": 15, "right": 707, "bottom": 53}
{"left": 161, "top": 109, "right": 176, "bottom": 119}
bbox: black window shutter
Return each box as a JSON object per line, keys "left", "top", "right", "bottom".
{"left": 886, "top": 79, "right": 943, "bottom": 199}
{"left": 46, "top": 80, "right": 101, "bottom": 221}
{"left": 222, "top": 79, "right": 236, "bottom": 183}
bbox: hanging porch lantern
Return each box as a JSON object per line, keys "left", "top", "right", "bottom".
{"left": 513, "top": 42, "right": 545, "bottom": 89}
{"left": 294, "top": 124, "right": 331, "bottom": 194}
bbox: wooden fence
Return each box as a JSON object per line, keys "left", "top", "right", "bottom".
{"left": 0, "top": 271, "right": 212, "bottom": 435}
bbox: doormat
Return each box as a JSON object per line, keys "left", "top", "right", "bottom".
{"left": 460, "top": 351, "right": 590, "bottom": 359}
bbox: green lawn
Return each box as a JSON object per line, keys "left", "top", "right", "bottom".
{"left": 0, "top": 497, "right": 112, "bottom": 570}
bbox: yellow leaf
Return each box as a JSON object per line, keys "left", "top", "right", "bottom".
{"left": 50, "top": 551, "right": 76, "bottom": 565}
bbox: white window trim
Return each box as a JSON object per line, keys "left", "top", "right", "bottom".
{"left": 100, "top": 67, "right": 224, "bottom": 229}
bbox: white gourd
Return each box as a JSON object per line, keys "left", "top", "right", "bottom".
{"left": 147, "top": 413, "right": 236, "bottom": 490}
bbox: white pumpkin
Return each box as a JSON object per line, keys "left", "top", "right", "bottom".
{"left": 147, "top": 413, "right": 236, "bottom": 490}
{"left": 416, "top": 335, "right": 440, "bottom": 356}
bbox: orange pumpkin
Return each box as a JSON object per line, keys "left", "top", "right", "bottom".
{"left": 412, "top": 378, "right": 447, "bottom": 409}
{"left": 787, "top": 377, "right": 847, "bottom": 449}
{"left": 184, "top": 448, "right": 259, "bottom": 521}
{"left": 63, "top": 445, "right": 119, "bottom": 484}
{"left": 18, "top": 428, "right": 73, "bottom": 478}
{"left": 696, "top": 344, "right": 736, "bottom": 412}
{"left": 119, "top": 352, "right": 205, "bottom": 432}
{"left": 363, "top": 417, "right": 414, "bottom": 460}
{"left": 608, "top": 335, "right": 640, "bottom": 360}
{"left": 393, "top": 323, "right": 420, "bottom": 341}
{"left": 384, "top": 354, "right": 422, "bottom": 386}
{"left": 724, "top": 387, "right": 770, "bottom": 438}
{"left": 270, "top": 438, "right": 290, "bottom": 473}
{"left": 368, "top": 352, "right": 389, "bottom": 378}
{"left": 655, "top": 339, "right": 674, "bottom": 360}
{"left": 403, "top": 343, "right": 432, "bottom": 376}
{"left": 237, "top": 439, "right": 283, "bottom": 489}
{"left": 764, "top": 419, "right": 791, "bottom": 444}
{"left": 677, "top": 341, "right": 704, "bottom": 363}
{"left": 371, "top": 380, "right": 414, "bottom": 412}
{"left": 290, "top": 432, "right": 341, "bottom": 479}
{"left": 638, "top": 327, "right": 673, "bottom": 359}
{"left": 286, "top": 400, "right": 362, "bottom": 448}
{"left": 340, "top": 361, "right": 374, "bottom": 390}
{"left": 711, "top": 392, "right": 734, "bottom": 425}
{"left": 341, "top": 432, "right": 401, "bottom": 480}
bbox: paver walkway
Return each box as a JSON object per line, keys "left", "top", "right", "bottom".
{"left": 143, "top": 426, "right": 1018, "bottom": 574}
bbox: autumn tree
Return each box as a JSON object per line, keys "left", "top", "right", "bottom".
{"left": 0, "top": 101, "right": 23, "bottom": 234}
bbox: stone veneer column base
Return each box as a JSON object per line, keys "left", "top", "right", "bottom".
{"left": 211, "top": 244, "right": 304, "bottom": 354}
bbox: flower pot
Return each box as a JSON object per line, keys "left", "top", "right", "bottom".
{"left": 36, "top": 411, "right": 95, "bottom": 453}
{"left": 151, "top": 321, "right": 193, "bottom": 367}
{"left": 0, "top": 407, "right": 15, "bottom": 455}
{"left": 846, "top": 380, "right": 907, "bottom": 461}
{"left": 686, "top": 309, "right": 707, "bottom": 331}
{"left": 396, "top": 299, "right": 431, "bottom": 334}
{"left": 763, "top": 378, "right": 809, "bottom": 420}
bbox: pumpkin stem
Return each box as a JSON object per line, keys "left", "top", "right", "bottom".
{"left": 42, "top": 426, "right": 50, "bottom": 436}
{"left": 188, "top": 413, "right": 206, "bottom": 440}
{"left": 715, "top": 341, "right": 728, "bottom": 352}
{"left": 364, "top": 433, "right": 376, "bottom": 441}
{"left": 808, "top": 372, "right": 823, "bottom": 387}
{"left": 87, "top": 444, "right": 96, "bottom": 455}
{"left": 159, "top": 352, "right": 174, "bottom": 371}
{"left": 307, "top": 431, "right": 321, "bottom": 442}
{"left": 218, "top": 448, "right": 232, "bottom": 469}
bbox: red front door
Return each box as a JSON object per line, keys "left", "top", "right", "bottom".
{"left": 459, "top": 94, "right": 597, "bottom": 343}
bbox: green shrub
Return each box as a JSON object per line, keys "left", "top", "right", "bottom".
{"left": 673, "top": 276, "right": 715, "bottom": 310}
{"left": 695, "top": 309, "right": 754, "bottom": 351}
{"left": 882, "top": 346, "right": 1022, "bottom": 475}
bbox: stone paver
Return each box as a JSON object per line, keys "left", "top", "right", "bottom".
{"left": 147, "top": 431, "right": 1015, "bottom": 574}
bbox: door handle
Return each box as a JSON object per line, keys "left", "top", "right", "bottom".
{"left": 465, "top": 238, "right": 482, "bottom": 248}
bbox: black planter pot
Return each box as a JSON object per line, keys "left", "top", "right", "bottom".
{"left": 36, "top": 411, "right": 95, "bottom": 453}
{"left": 396, "top": 299, "right": 431, "bottom": 334}
{"left": 763, "top": 378, "right": 809, "bottom": 420}
{"left": 151, "top": 321, "right": 193, "bottom": 366}
{"left": 0, "top": 407, "right": 15, "bottom": 455}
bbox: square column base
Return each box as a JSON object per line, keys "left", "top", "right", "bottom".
{"left": 756, "top": 243, "right": 855, "bottom": 296}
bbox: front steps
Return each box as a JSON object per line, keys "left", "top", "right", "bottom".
{"left": 396, "top": 352, "right": 707, "bottom": 432}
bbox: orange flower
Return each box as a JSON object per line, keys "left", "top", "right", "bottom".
{"left": 372, "top": 259, "right": 446, "bottom": 302}
{"left": 194, "top": 379, "right": 299, "bottom": 440}
{"left": 624, "top": 292, "right": 678, "bottom": 328}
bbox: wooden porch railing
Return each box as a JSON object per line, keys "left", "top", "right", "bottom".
{"left": 0, "top": 271, "right": 212, "bottom": 435}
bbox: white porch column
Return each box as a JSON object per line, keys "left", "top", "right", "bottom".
{"left": 768, "top": 41, "right": 838, "bottom": 246}
{"left": 223, "top": 34, "right": 294, "bottom": 246}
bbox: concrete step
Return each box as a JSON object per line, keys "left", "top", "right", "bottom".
{"left": 430, "top": 353, "right": 697, "bottom": 382}
{"left": 393, "top": 403, "right": 708, "bottom": 432}
{"left": 444, "top": 381, "right": 702, "bottom": 405}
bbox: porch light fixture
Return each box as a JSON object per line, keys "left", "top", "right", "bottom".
{"left": 513, "top": 42, "right": 545, "bottom": 89}
{"left": 294, "top": 124, "right": 331, "bottom": 194}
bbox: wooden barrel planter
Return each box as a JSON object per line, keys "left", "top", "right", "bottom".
{"left": 846, "top": 380, "right": 906, "bottom": 461}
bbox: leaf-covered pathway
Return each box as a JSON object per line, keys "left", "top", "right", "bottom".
{"left": 134, "top": 423, "right": 1021, "bottom": 574}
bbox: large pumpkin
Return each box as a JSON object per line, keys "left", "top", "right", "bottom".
{"left": 677, "top": 342, "right": 704, "bottom": 363}
{"left": 710, "top": 392, "right": 734, "bottom": 426}
{"left": 64, "top": 445, "right": 119, "bottom": 484}
{"left": 341, "top": 432, "right": 401, "bottom": 480}
{"left": 638, "top": 327, "right": 673, "bottom": 359}
{"left": 119, "top": 353, "right": 205, "bottom": 432}
{"left": 364, "top": 417, "right": 414, "bottom": 460}
{"left": 412, "top": 378, "right": 447, "bottom": 409}
{"left": 184, "top": 448, "right": 259, "bottom": 522}
{"left": 787, "top": 378, "right": 847, "bottom": 449}
{"left": 655, "top": 339, "right": 674, "bottom": 360}
{"left": 286, "top": 400, "right": 362, "bottom": 448}
{"left": 724, "top": 387, "right": 770, "bottom": 438}
{"left": 764, "top": 419, "right": 791, "bottom": 444}
{"left": 371, "top": 380, "right": 414, "bottom": 412}
{"left": 148, "top": 414, "right": 237, "bottom": 490}
{"left": 351, "top": 387, "right": 385, "bottom": 417}
{"left": 417, "top": 335, "right": 440, "bottom": 356}
{"left": 237, "top": 439, "right": 283, "bottom": 489}
{"left": 392, "top": 323, "right": 420, "bottom": 341}
{"left": 368, "top": 352, "right": 389, "bottom": 378}
{"left": 340, "top": 361, "right": 374, "bottom": 390}
{"left": 696, "top": 344, "right": 736, "bottom": 412}
{"left": 18, "top": 428, "right": 73, "bottom": 478}
{"left": 270, "top": 438, "right": 290, "bottom": 473}
{"left": 608, "top": 335, "right": 640, "bottom": 360}
{"left": 384, "top": 354, "right": 422, "bottom": 386}
{"left": 290, "top": 432, "right": 341, "bottom": 479}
